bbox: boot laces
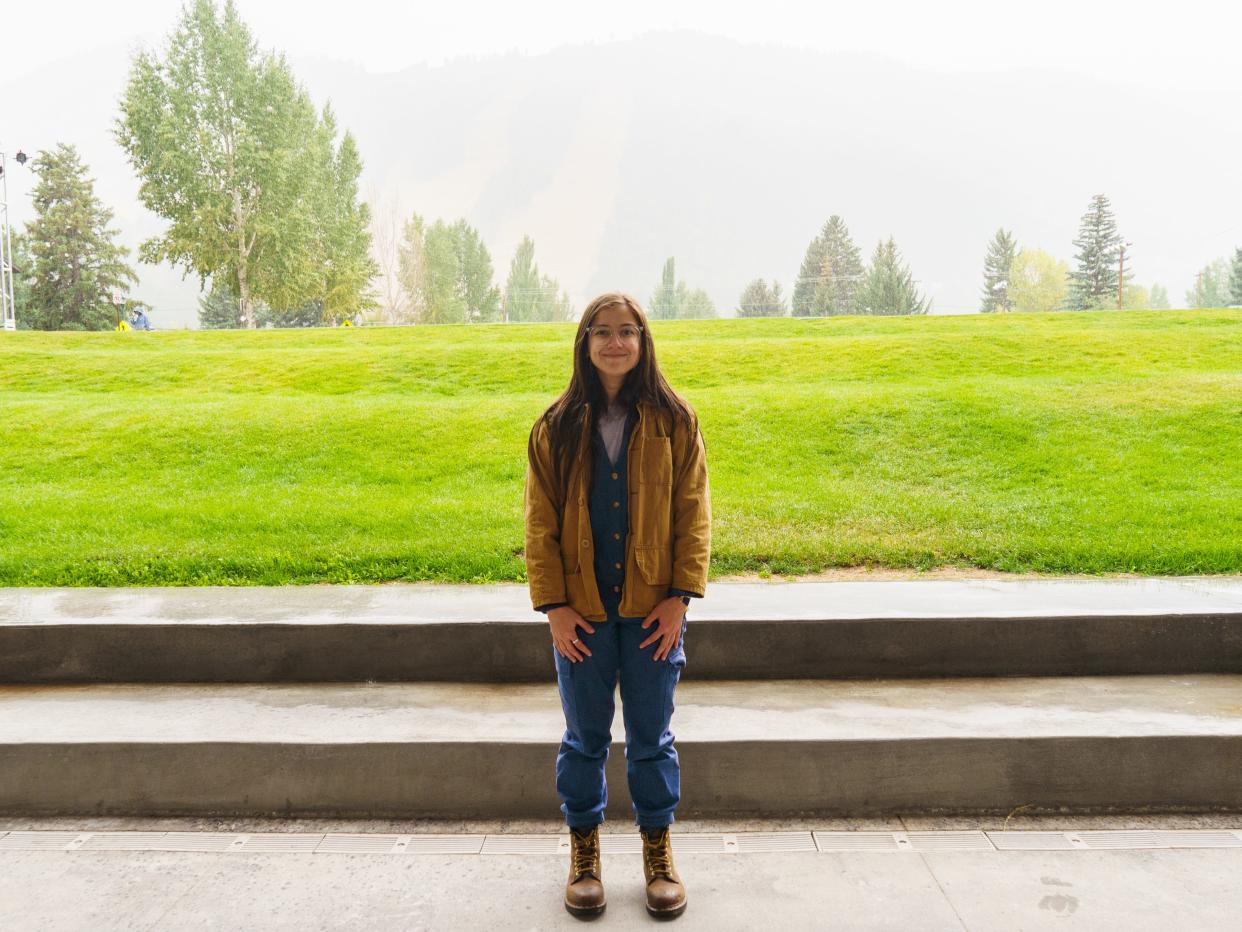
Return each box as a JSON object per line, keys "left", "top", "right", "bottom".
{"left": 571, "top": 829, "right": 600, "bottom": 879}
{"left": 643, "top": 830, "right": 674, "bottom": 878}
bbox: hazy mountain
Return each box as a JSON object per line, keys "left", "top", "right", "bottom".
{"left": 4, "top": 31, "right": 1238, "bottom": 328}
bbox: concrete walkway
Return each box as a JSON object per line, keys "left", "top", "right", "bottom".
{"left": 3, "top": 817, "right": 1240, "bottom": 930}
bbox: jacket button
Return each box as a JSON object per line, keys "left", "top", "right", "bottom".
{"left": 613, "top": 532, "right": 621, "bottom": 540}
{"left": 611, "top": 472, "right": 618, "bottom": 480}
{"left": 614, "top": 562, "right": 622, "bottom": 570}
{"left": 581, "top": 540, "right": 589, "bottom": 548}
{"left": 612, "top": 500, "right": 620, "bottom": 508}
{"left": 613, "top": 585, "right": 621, "bottom": 593}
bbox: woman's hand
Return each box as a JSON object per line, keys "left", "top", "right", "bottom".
{"left": 548, "top": 606, "right": 596, "bottom": 662}
{"left": 639, "top": 597, "right": 686, "bottom": 661}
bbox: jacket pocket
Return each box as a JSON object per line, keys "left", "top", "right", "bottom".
{"left": 638, "top": 437, "right": 672, "bottom": 485}
{"left": 634, "top": 546, "right": 672, "bottom": 586}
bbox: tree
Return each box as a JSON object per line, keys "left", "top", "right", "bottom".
{"left": 367, "top": 190, "right": 410, "bottom": 324}
{"left": 397, "top": 212, "right": 429, "bottom": 322}
{"left": 792, "top": 215, "right": 863, "bottom": 316}
{"left": 310, "top": 107, "right": 377, "bottom": 324}
{"left": 1008, "top": 249, "right": 1068, "bottom": 313}
{"left": 420, "top": 218, "right": 500, "bottom": 324}
{"left": 504, "top": 235, "right": 571, "bottom": 322}
{"left": 1121, "top": 284, "right": 1149, "bottom": 310}
{"left": 1148, "top": 283, "right": 1170, "bottom": 309}
{"left": 117, "top": 0, "right": 373, "bottom": 328}
{"left": 1231, "top": 248, "right": 1242, "bottom": 306}
{"left": 792, "top": 234, "right": 827, "bottom": 317}
{"left": 1066, "top": 194, "right": 1123, "bottom": 310}
{"left": 854, "top": 238, "right": 929, "bottom": 315}
{"left": 197, "top": 278, "right": 242, "bottom": 329}
{"left": 738, "top": 278, "right": 787, "bottom": 317}
{"left": 8, "top": 233, "right": 36, "bottom": 329}
{"left": 980, "top": 228, "right": 1017, "bottom": 312}
{"left": 650, "top": 257, "right": 680, "bottom": 320}
{"left": 23, "top": 144, "right": 137, "bottom": 331}
{"left": 813, "top": 216, "right": 864, "bottom": 315}
{"left": 679, "top": 287, "right": 717, "bottom": 319}
{"left": 1186, "top": 258, "right": 1232, "bottom": 309}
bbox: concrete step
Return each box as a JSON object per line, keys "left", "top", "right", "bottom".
{"left": 4, "top": 579, "right": 1242, "bottom": 682}
{"left": 3, "top": 675, "right": 1239, "bottom": 818}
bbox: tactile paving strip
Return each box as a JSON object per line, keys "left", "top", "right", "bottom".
{"left": 1, "top": 829, "right": 1240, "bottom": 854}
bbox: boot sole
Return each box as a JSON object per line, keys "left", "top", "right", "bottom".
{"left": 565, "top": 901, "right": 606, "bottom": 919}
{"left": 646, "top": 900, "right": 687, "bottom": 920}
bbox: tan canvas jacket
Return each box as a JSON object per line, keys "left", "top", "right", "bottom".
{"left": 524, "top": 400, "right": 711, "bottom": 622}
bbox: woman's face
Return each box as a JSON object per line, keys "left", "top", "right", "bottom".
{"left": 586, "top": 303, "right": 642, "bottom": 381}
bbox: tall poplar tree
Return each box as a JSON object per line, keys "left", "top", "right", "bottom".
{"left": 980, "top": 228, "right": 1017, "bottom": 312}
{"left": 1230, "top": 248, "right": 1242, "bottom": 306}
{"left": 650, "top": 257, "right": 680, "bottom": 319}
{"left": 420, "top": 218, "right": 500, "bottom": 324}
{"left": 24, "top": 144, "right": 137, "bottom": 331}
{"left": 117, "top": 0, "right": 373, "bottom": 327}
{"left": 855, "top": 238, "right": 929, "bottom": 315}
{"left": 503, "top": 235, "right": 571, "bottom": 322}
{"left": 1066, "top": 194, "right": 1123, "bottom": 310}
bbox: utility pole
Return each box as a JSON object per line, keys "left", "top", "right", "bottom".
{"left": 1, "top": 151, "right": 18, "bottom": 331}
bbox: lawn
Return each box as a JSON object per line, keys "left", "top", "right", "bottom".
{"left": 1, "top": 309, "right": 1240, "bottom": 585}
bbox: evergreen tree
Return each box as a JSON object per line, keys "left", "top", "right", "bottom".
{"left": 738, "top": 278, "right": 787, "bottom": 317}
{"left": 1186, "top": 258, "right": 1232, "bottom": 309}
{"left": 679, "top": 287, "right": 717, "bottom": 319}
{"left": 197, "top": 278, "right": 242, "bottom": 329}
{"left": 1066, "top": 194, "right": 1123, "bottom": 310}
{"left": 813, "top": 216, "right": 863, "bottom": 315}
{"left": 1148, "top": 283, "right": 1170, "bottom": 310}
{"left": 980, "top": 228, "right": 1017, "bottom": 312}
{"left": 791, "top": 234, "right": 827, "bottom": 317}
{"left": 650, "top": 257, "right": 680, "bottom": 319}
{"left": 1230, "top": 248, "right": 1242, "bottom": 306}
{"left": 855, "top": 238, "right": 929, "bottom": 315}
{"left": 24, "top": 143, "right": 137, "bottom": 331}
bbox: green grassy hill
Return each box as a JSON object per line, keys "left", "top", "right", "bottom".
{"left": 2, "top": 309, "right": 1240, "bottom": 585}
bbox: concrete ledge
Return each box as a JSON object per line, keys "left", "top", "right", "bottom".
{"left": 5, "top": 579, "right": 1242, "bottom": 682}
{"left": 3, "top": 677, "right": 1240, "bottom": 817}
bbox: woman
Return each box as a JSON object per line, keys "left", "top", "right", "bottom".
{"left": 524, "top": 292, "right": 711, "bottom": 920}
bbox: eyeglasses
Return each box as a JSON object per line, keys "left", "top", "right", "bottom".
{"left": 586, "top": 325, "right": 643, "bottom": 343}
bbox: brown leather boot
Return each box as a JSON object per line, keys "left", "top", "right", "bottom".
{"left": 641, "top": 827, "right": 687, "bottom": 919}
{"left": 564, "top": 825, "right": 606, "bottom": 918}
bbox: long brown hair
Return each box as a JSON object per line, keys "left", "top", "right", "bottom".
{"left": 532, "top": 292, "right": 697, "bottom": 503}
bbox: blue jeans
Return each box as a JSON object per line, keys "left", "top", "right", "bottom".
{"left": 554, "top": 599, "right": 688, "bottom": 830}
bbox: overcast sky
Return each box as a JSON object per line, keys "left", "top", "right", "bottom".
{"left": 4, "top": 1, "right": 1240, "bottom": 324}
{"left": 5, "top": 0, "right": 1239, "bottom": 90}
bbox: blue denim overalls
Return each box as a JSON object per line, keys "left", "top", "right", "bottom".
{"left": 553, "top": 405, "right": 688, "bottom": 830}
